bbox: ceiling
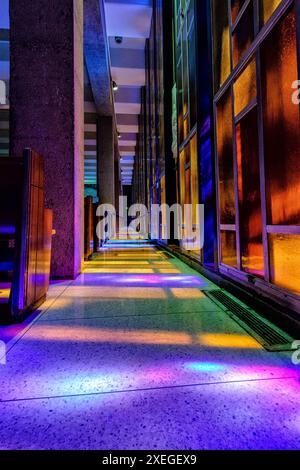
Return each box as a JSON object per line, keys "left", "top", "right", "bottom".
{"left": 104, "top": 0, "right": 152, "bottom": 186}
{"left": 0, "top": 0, "right": 153, "bottom": 188}
{"left": 0, "top": 0, "right": 9, "bottom": 87}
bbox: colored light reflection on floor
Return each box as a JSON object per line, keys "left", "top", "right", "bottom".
{"left": 99, "top": 246, "right": 154, "bottom": 249}
{"left": 26, "top": 325, "right": 193, "bottom": 345}
{"left": 84, "top": 268, "right": 156, "bottom": 273}
{"left": 24, "top": 325, "right": 264, "bottom": 350}
{"left": 104, "top": 254, "right": 165, "bottom": 258}
{"left": 1, "top": 238, "right": 300, "bottom": 451}
{"left": 75, "top": 273, "right": 208, "bottom": 288}
{"left": 88, "top": 261, "right": 152, "bottom": 265}
{"left": 186, "top": 362, "right": 226, "bottom": 372}
{"left": 171, "top": 288, "right": 205, "bottom": 299}
{"left": 62, "top": 286, "right": 167, "bottom": 299}
{"left": 0, "top": 288, "right": 10, "bottom": 303}
{"left": 200, "top": 333, "right": 261, "bottom": 349}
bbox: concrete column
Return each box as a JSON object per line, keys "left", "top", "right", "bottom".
{"left": 97, "top": 116, "right": 115, "bottom": 206}
{"left": 114, "top": 137, "right": 121, "bottom": 212}
{"left": 9, "top": 0, "right": 84, "bottom": 279}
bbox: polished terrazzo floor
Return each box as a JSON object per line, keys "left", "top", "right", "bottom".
{"left": 0, "top": 240, "right": 299, "bottom": 450}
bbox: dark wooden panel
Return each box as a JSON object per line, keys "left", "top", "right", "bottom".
{"left": 0, "top": 158, "right": 23, "bottom": 274}
{"left": 35, "top": 208, "right": 53, "bottom": 301}
{"left": 0, "top": 149, "right": 53, "bottom": 322}
{"left": 84, "top": 196, "right": 94, "bottom": 259}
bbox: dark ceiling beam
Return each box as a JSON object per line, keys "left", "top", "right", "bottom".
{"left": 84, "top": 0, "right": 113, "bottom": 116}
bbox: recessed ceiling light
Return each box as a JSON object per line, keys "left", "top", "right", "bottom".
{"left": 112, "top": 81, "right": 118, "bottom": 91}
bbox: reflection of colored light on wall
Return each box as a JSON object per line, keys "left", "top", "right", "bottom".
{"left": 25, "top": 325, "right": 193, "bottom": 346}
{"left": 269, "top": 234, "right": 300, "bottom": 295}
{"left": 0, "top": 288, "right": 10, "bottom": 299}
{"left": 171, "top": 288, "right": 205, "bottom": 299}
{"left": 200, "top": 333, "right": 261, "bottom": 349}
{"left": 0, "top": 226, "right": 15, "bottom": 235}
{"left": 186, "top": 362, "right": 225, "bottom": 372}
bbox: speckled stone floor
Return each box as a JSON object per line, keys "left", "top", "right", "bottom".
{"left": 0, "top": 240, "right": 299, "bottom": 450}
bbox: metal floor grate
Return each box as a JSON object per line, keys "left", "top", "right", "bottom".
{"left": 205, "top": 289, "right": 294, "bottom": 351}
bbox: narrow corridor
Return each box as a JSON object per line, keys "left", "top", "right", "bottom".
{"left": 0, "top": 240, "right": 299, "bottom": 450}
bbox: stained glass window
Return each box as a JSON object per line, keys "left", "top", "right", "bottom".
{"left": 232, "top": 1, "right": 254, "bottom": 67}
{"left": 261, "top": 9, "right": 300, "bottom": 226}
{"left": 236, "top": 108, "right": 264, "bottom": 276}
{"left": 233, "top": 59, "right": 257, "bottom": 116}
{"left": 269, "top": 234, "right": 300, "bottom": 295}
{"left": 260, "top": 0, "right": 283, "bottom": 24}
{"left": 212, "top": 0, "right": 231, "bottom": 90}
{"left": 216, "top": 89, "right": 236, "bottom": 225}
{"left": 221, "top": 231, "right": 237, "bottom": 268}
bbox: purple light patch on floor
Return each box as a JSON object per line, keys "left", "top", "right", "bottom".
{"left": 73, "top": 273, "right": 209, "bottom": 288}
{"left": 0, "top": 310, "right": 40, "bottom": 344}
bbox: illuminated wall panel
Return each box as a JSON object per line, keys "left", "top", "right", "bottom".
{"left": 269, "top": 234, "right": 300, "bottom": 295}
{"left": 160, "top": 175, "right": 167, "bottom": 239}
{"left": 182, "top": 25, "right": 189, "bottom": 116}
{"left": 231, "top": 0, "right": 247, "bottom": 23}
{"left": 190, "top": 134, "right": 199, "bottom": 226}
{"left": 236, "top": 108, "right": 264, "bottom": 277}
{"left": 221, "top": 230, "right": 237, "bottom": 268}
{"left": 261, "top": 0, "right": 283, "bottom": 24}
{"left": 216, "top": 89, "right": 235, "bottom": 225}
{"left": 213, "top": 0, "right": 300, "bottom": 301}
{"left": 261, "top": 10, "right": 300, "bottom": 226}
{"left": 179, "top": 148, "right": 185, "bottom": 212}
{"left": 174, "top": 1, "right": 202, "bottom": 254}
{"left": 232, "top": 1, "right": 254, "bottom": 67}
{"left": 188, "top": 17, "right": 197, "bottom": 129}
{"left": 212, "top": 0, "right": 231, "bottom": 90}
{"left": 233, "top": 59, "right": 257, "bottom": 116}
{"left": 177, "top": 59, "right": 184, "bottom": 144}
{"left": 185, "top": 168, "right": 191, "bottom": 206}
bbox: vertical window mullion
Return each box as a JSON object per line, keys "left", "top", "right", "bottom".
{"left": 231, "top": 86, "right": 242, "bottom": 271}
{"left": 295, "top": 0, "right": 300, "bottom": 85}
{"left": 186, "top": 15, "right": 190, "bottom": 131}
{"left": 228, "top": 0, "right": 242, "bottom": 270}
{"left": 254, "top": 2, "right": 270, "bottom": 282}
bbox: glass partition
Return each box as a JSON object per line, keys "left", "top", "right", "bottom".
{"left": 213, "top": 0, "right": 300, "bottom": 297}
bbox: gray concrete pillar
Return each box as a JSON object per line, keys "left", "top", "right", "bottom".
{"left": 9, "top": 0, "right": 84, "bottom": 279}
{"left": 97, "top": 116, "right": 115, "bottom": 206}
{"left": 114, "top": 137, "right": 121, "bottom": 212}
